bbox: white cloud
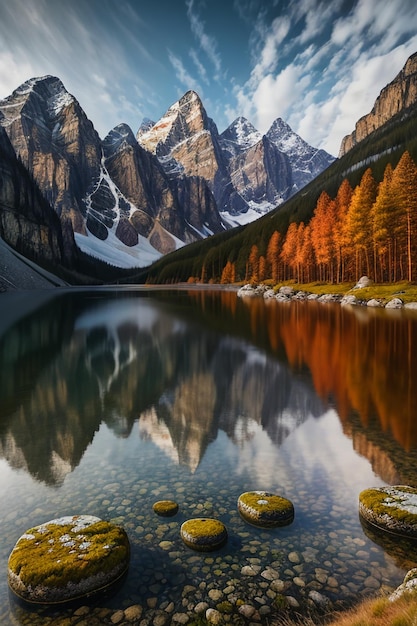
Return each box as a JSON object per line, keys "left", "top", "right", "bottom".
{"left": 186, "top": 0, "right": 222, "bottom": 80}
{"left": 252, "top": 64, "right": 311, "bottom": 133}
{"left": 297, "top": 38, "right": 417, "bottom": 155}
{"left": 0, "top": 52, "right": 35, "bottom": 98}
{"left": 189, "top": 48, "right": 209, "bottom": 85}
{"left": 167, "top": 49, "right": 202, "bottom": 95}
{"left": 250, "top": 16, "right": 291, "bottom": 83}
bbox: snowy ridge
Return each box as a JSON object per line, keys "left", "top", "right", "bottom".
{"left": 80, "top": 158, "right": 163, "bottom": 268}
{"left": 219, "top": 117, "right": 262, "bottom": 158}
{"left": 137, "top": 105, "right": 179, "bottom": 154}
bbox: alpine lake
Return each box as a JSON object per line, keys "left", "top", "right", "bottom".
{"left": 1, "top": 286, "right": 417, "bottom": 626}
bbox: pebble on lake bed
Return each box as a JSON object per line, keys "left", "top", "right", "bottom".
{"left": 7, "top": 515, "right": 130, "bottom": 605}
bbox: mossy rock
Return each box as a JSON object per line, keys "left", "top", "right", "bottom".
{"left": 8, "top": 515, "right": 130, "bottom": 605}
{"left": 359, "top": 486, "right": 417, "bottom": 537}
{"left": 237, "top": 491, "right": 294, "bottom": 528}
{"left": 152, "top": 500, "right": 179, "bottom": 517}
{"left": 180, "top": 518, "right": 227, "bottom": 552}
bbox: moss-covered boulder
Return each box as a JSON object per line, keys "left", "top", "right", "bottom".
{"left": 152, "top": 500, "right": 179, "bottom": 517}
{"left": 237, "top": 491, "right": 294, "bottom": 528}
{"left": 180, "top": 518, "right": 227, "bottom": 552}
{"left": 8, "top": 515, "right": 130, "bottom": 605}
{"left": 359, "top": 486, "right": 417, "bottom": 537}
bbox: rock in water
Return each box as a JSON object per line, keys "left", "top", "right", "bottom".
{"left": 359, "top": 486, "right": 417, "bottom": 537}
{"left": 8, "top": 515, "right": 130, "bottom": 605}
{"left": 237, "top": 491, "right": 294, "bottom": 528}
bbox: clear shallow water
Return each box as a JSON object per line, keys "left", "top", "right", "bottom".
{"left": 1, "top": 287, "right": 417, "bottom": 624}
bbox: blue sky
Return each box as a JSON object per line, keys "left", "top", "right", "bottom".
{"left": 0, "top": 0, "right": 416, "bottom": 155}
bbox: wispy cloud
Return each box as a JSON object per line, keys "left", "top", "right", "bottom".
{"left": 227, "top": 0, "right": 417, "bottom": 155}
{"left": 186, "top": 0, "right": 222, "bottom": 81}
{"left": 168, "top": 49, "right": 202, "bottom": 95}
{"left": 189, "top": 48, "right": 209, "bottom": 85}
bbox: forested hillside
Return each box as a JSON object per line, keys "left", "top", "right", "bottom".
{"left": 136, "top": 103, "right": 417, "bottom": 286}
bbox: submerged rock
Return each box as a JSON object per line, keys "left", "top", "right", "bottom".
{"left": 180, "top": 518, "right": 228, "bottom": 552}
{"left": 8, "top": 515, "right": 130, "bottom": 605}
{"left": 359, "top": 486, "right": 417, "bottom": 537}
{"left": 237, "top": 491, "right": 294, "bottom": 528}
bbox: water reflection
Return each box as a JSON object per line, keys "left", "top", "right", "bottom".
{"left": 0, "top": 290, "right": 325, "bottom": 482}
{"left": 0, "top": 288, "right": 416, "bottom": 488}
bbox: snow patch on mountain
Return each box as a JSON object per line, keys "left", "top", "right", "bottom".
{"left": 74, "top": 230, "right": 161, "bottom": 268}
{"left": 219, "top": 117, "right": 262, "bottom": 158}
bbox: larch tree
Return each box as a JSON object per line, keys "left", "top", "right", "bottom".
{"left": 334, "top": 178, "right": 353, "bottom": 282}
{"left": 280, "top": 222, "right": 298, "bottom": 280}
{"left": 248, "top": 244, "right": 260, "bottom": 283}
{"left": 298, "top": 223, "right": 314, "bottom": 283}
{"left": 266, "top": 230, "right": 282, "bottom": 283}
{"left": 391, "top": 151, "right": 417, "bottom": 282}
{"left": 310, "top": 191, "right": 337, "bottom": 282}
{"left": 345, "top": 168, "right": 377, "bottom": 280}
{"left": 372, "top": 164, "right": 397, "bottom": 281}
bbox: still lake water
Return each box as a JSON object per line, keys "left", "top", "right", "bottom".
{"left": 1, "top": 286, "right": 417, "bottom": 624}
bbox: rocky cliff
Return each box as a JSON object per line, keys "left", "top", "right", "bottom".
{"left": 139, "top": 94, "right": 334, "bottom": 224}
{"left": 0, "top": 76, "right": 101, "bottom": 234}
{"left": 339, "top": 51, "right": 417, "bottom": 156}
{"left": 0, "top": 76, "right": 334, "bottom": 270}
{"left": 0, "top": 125, "right": 75, "bottom": 269}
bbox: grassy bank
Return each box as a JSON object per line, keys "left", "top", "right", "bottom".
{"left": 264, "top": 280, "right": 417, "bottom": 305}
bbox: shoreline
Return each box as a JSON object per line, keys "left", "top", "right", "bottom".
{"left": 237, "top": 281, "right": 417, "bottom": 311}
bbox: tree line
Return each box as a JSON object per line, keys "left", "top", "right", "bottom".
{"left": 207, "top": 150, "right": 417, "bottom": 285}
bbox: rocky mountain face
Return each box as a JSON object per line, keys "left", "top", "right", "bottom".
{"left": 0, "top": 124, "right": 75, "bottom": 269}
{"left": 0, "top": 76, "right": 333, "bottom": 270}
{"left": 138, "top": 93, "right": 335, "bottom": 225}
{"left": 339, "top": 51, "right": 417, "bottom": 156}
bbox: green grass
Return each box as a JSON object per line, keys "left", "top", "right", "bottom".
{"left": 272, "top": 280, "right": 417, "bottom": 303}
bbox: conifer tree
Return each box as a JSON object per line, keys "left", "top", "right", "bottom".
{"left": 298, "top": 223, "right": 314, "bottom": 283}
{"left": 248, "top": 244, "right": 259, "bottom": 283}
{"left": 266, "top": 230, "right": 281, "bottom": 283}
{"left": 280, "top": 222, "right": 298, "bottom": 280}
{"left": 391, "top": 151, "right": 417, "bottom": 282}
{"left": 372, "top": 164, "right": 397, "bottom": 281}
{"left": 334, "top": 179, "right": 353, "bottom": 282}
{"left": 345, "top": 168, "right": 377, "bottom": 280}
{"left": 310, "top": 191, "right": 336, "bottom": 282}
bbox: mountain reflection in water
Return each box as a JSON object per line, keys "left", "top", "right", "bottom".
{"left": 0, "top": 287, "right": 416, "bottom": 487}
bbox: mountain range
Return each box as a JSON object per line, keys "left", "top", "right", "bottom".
{"left": 0, "top": 76, "right": 333, "bottom": 271}
{"left": 0, "top": 51, "right": 416, "bottom": 285}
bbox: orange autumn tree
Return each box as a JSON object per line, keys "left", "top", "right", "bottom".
{"left": 310, "top": 191, "right": 337, "bottom": 282}
{"left": 298, "top": 223, "right": 314, "bottom": 283}
{"left": 266, "top": 230, "right": 282, "bottom": 283}
{"left": 344, "top": 168, "right": 377, "bottom": 280}
{"left": 334, "top": 178, "right": 353, "bottom": 282}
{"left": 372, "top": 164, "right": 398, "bottom": 282}
{"left": 247, "top": 244, "right": 260, "bottom": 283}
{"left": 391, "top": 150, "right": 417, "bottom": 282}
{"left": 220, "top": 260, "right": 236, "bottom": 284}
{"left": 280, "top": 222, "right": 298, "bottom": 280}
